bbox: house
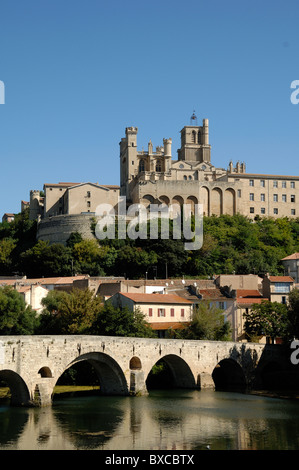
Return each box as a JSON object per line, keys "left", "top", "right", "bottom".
{"left": 281, "top": 253, "right": 299, "bottom": 283}
{"left": 2, "top": 213, "right": 15, "bottom": 223}
{"left": 108, "top": 292, "right": 193, "bottom": 337}
{"left": 231, "top": 289, "right": 264, "bottom": 342}
{"left": 17, "top": 284, "right": 49, "bottom": 313}
{"left": 262, "top": 274, "right": 295, "bottom": 304}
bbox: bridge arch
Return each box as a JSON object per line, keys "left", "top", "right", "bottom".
{"left": 130, "top": 356, "right": 142, "bottom": 370}
{"left": 212, "top": 358, "right": 246, "bottom": 392}
{"left": 38, "top": 366, "right": 53, "bottom": 378}
{"left": 146, "top": 354, "right": 197, "bottom": 390}
{"left": 56, "top": 352, "right": 129, "bottom": 397}
{"left": 0, "top": 369, "right": 31, "bottom": 406}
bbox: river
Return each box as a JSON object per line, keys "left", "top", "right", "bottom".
{"left": 1, "top": 389, "right": 299, "bottom": 451}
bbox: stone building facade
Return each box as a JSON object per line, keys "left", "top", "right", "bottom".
{"left": 119, "top": 116, "right": 299, "bottom": 219}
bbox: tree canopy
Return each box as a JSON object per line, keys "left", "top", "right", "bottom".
{"left": 178, "top": 301, "right": 231, "bottom": 341}
{"left": 1, "top": 212, "right": 298, "bottom": 279}
{"left": 0, "top": 286, "right": 39, "bottom": 334}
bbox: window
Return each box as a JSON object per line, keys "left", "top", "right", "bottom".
{"left": 273, "top": 194, "right": 278, "bottom": 202}
{"left": 238, "top": 189, "right": 242, "bottom": 197}
{"left": 291, "top": 209, "right": 296, "bottom": 215}
{"left": 250, "top": 207, "right": 255, "bottom": 213}
{"left": 282, "top": 181, "right": 287, "bottom": 188}
{"left": 261, "top": 207, "right": 266, "bottom": 214}
{"left": 87, "top": 191, "right": 91, "bottom": 198}
{"left": 274, "top": 282, "right": 290, "bottom": 293}
{"left": 291, "top": 181, "right": 295, "bottom": 189}
{"left": 158, "top": 308, "right": 165, "bottom": 317}
{"left": 260, "top": 180, "right": 265, "bottom": 187}
{"left": 282, "top": 296, "right": 287, "bottom": 304}
{"left": 291, "top": 195, "right": 296, "bottom": 202}
{"left": 149, "top": 308, "right": 153, "bottom": 317}
{"left": 170, "top": 308, "right": 174, "bottom": 317}
{"left": 250, "top": 193, "right": 254, "bottom": 201}
{"left": 261, "top": 193, "right": 265, "bottom": 201}
{"left": 156, "top": 161, "right": 162, "bottom": 172}
{"left": 87, "top": 201, "right": 91, "bottom": 208}
{"left": 274, "top": 208, "right": 278, "bottom": 214}
{"left": 139, "top": 160, "right": 145, "bottom": 172}
{"left": 282, "top": 194, "right": 287, "bottom": 202}
{"left": 181, "top": 309, "right": 185, "bottom": 317}
{"left": 273, "top": 181, "right": 278, "bottom": 188}
{"left": 249, "top": 180, "right": 254, "bottom": 186}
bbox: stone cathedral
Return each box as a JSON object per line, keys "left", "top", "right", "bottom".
{"left": 27, "top": 113, "right": 299, "bottom": 244}
{"left": 120, "top": 114, "right": 298, "bottom": 219}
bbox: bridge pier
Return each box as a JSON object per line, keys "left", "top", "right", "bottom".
{"left": 32, "top": 381, "right": 54, "bottom": 407}
{"left": 198, "top": 372, "right": 215, "bottom": 390}
{"left": 129, "top": 370, "right": 148, "bottom": 396}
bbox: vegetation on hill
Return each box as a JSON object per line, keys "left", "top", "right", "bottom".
{"left": 0, "top": 210, "right": 299, "bottom": 341}
{"left": 0, "top": 210, "right": 298, "bottom": 279}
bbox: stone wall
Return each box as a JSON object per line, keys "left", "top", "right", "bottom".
{"left": 36, "top": 214, "right": 98, "bottom": 245}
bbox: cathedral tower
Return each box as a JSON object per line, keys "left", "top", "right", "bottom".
{"left": 177, "top": 114, "right": 211, "bottom": 163}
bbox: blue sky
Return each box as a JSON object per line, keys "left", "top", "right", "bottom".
{"left": 0, "top": 0, "right": 298, "bottom": 218}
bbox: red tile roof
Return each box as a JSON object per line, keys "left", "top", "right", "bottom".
{"left": 281, "top": 253, "right": 299, "bottom": 260}
{"left": 268, "top": 276, "right": 294, "bottom": 282}
{"left": 149, "top": 322, "right": 190, "bottom": 330}
{"left": 235, "top": 289, "right": 262, "bottom": 298}
{"left": 237, "top": 298, "right": 265, "bottom": 306}
{"left": 120, "top": 292, "right": 193, "bottom": 304}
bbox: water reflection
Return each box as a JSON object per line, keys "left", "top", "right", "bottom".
{"left": 1, "top": 390, "right": 299, "bottom": 450}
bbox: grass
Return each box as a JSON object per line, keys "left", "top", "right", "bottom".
{"left": 0, "top": 385, "right": 100, "bottom": 400}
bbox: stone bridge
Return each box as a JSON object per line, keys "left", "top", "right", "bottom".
{"left": 0, "top": 335, "right": 287, "bottom": 407}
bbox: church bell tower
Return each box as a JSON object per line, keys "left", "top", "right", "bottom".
{"left": 177, "top": 112, "right": 211, "bottom": 163}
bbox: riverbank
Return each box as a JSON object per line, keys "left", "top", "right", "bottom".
{"left": 0, "top": 385, "right": 100, "bottom": 400}
{"left": 249, "top": 390, "right": 299, "bottom": 400}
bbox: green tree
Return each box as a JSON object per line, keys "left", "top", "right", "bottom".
{"left": 20, "top": 240, "right": 73, "bottom": 277}
{"left": 180, "top": 301, "right": 231, "bottom": 341}
{"left": 286, "top": 289, "right": 299, "bottom": 340}
{"left": 39, "top": 288, "right": 103, "bottom": 334}
{"left": 244, "top": 300, "right": 288, "bottom": 343}
{"left": 0, "top": 238, "right": 16, "bottom": 274}
{"left": 0, "top": 286, "right": 39, "bottom": 334}
{"left": 90, "top": 303, "right": 156, "bottom": 337}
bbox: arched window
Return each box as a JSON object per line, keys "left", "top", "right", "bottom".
{"left": 139, "top": 160, "right": 145, "bottom": 172}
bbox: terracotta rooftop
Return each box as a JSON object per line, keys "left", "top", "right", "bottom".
{"left": 237, "top": 298, "right": 265, "bottom": 306}
{"left": 235, "top": 289, "right": 262, "bottom": 298}
{"left": 0, "top": 275, "right": 88, "bottom": 286}
{"left": 281, "top": 253, "right": 299, "bottom": 260}
{"left": 268, "top": 276, "right": 294, "bottom": 283}
{"left": 119, "top": 292, "right": 193, "bottom": 304}
{"left": 149, "top": 322, "right": 190, "bottom": 330}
